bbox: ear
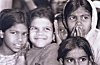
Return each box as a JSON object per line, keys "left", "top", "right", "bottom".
{"left": 59, "top": 58, "right": 63, "bottom": 65}
{"left": 0, "top": 30, "right": 4, "bottom": 38}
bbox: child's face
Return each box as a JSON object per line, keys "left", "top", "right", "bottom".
{"left": 51, "top": 0, "right": 67, "bottom": 13}
{"left": 29, "top": 17, "right": 54, "bottom": 48}
{"left": 67, "top": 7, "right": 92, "bottom": 37}
{"left": 64, "top": 48, "right": 89, "bottom": 65}
{"left": 58, "top": 20, "right": 68, "bottom": 40}
{"left": 2, "top": 24, "right": 28, "bottom": 54}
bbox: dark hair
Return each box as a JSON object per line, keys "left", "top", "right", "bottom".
{"left": 28, "top": 7, "right": 55, "bottom": 31}
{"left": 58, "top": 36, "right": 95, "bottom": 65}
{"left": 64, "top": 0, "right": 92, "bottom": 25}
{"left": 34, "top": 0, "right": 51, "bottom": 8}
{"left": 55, "top": 13, "right": 63, "bottom": 21}
{"left": 0, "top": 9, "right": 28, "bottom": 32}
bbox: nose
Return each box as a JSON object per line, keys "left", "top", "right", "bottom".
{"left": 18, "top": 34, "right": 23, "bottom": 42}
{"left": 37, "top": 29, "right": 43, "bottom": 35}
{"left": 75, "top": 60, "right": 80, "bottom": 65}
{"left": 76, "top": 18, "right": 82, "bottom": 26}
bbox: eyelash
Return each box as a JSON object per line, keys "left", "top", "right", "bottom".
{"left": 10, "top": 31, "right": 17, "bottom": 34}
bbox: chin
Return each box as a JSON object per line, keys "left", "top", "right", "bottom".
{"left": 13, "top": 49, "right": 21, "bottom": 53}
{"left": 36, "top": 45, "right": 46, "bottom": 48}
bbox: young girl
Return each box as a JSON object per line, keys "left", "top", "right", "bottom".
{"left": 0, "top": 9, "right": 28, "bottom": 65}
{"left": 58, "top": 36, "right": 97, "bottom": 65}
{"left": 63, "top": 0, "right": 100, "bottom": 64}
{"left": 54, "top": 13, "right": 68, "bottom": 45}
{"left": 26, "top": 7, "right": 59, "bottom": 65}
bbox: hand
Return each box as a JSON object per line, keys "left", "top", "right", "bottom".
{"left": 54, "top": 20, "right": 62, "bottom": 45}
{"left": 71, "top": 25, "right": 83, "bottom": 37}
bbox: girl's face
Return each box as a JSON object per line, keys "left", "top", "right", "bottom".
{"left": 67, "top": 7, "right": 92, "bottom": 37}
{"left": 29, "top": 17, "right": 54, "bottom": 48}
{"left": 64, "top": 48, "right": 89, "bottom": 65}
{"left": 2, "top": 23, "right": 28, "bottom": 54}
{"left": 51, "top": 0, "right": 66, "bottom": 13}
{"left": 58, "top": 20, "right": 68, "bottom": 40}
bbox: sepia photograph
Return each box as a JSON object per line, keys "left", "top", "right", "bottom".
{"left": 0, "top": 0, "right": 100, "bottom": 65}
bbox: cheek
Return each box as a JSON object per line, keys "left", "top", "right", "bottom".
{"left": 81, "top": 60, "right": 89, "bottom": 65}
{"left": 83, "top": 21, "right": 91, "bottom": 34}
{"left": 23, "top": 37, "right": 27, "bottom": 42}
{"left": 29, "top": 32, "right": 35, "bottom": 40}
{"left": 5, "top": 35, "right": 16, "bottom": 43}
{"left": 67, "top": 22, "right": 75, "bottom": 32}
{"left": 47, "top": 32, "right": 54, "bottom": 40}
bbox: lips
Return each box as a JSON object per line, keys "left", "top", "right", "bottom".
{"left": 34, "top": 37, "right": 46, "bottom": 40}
{"left": 34, "top": 36, "right": 47, "bottom": 40}
{"left": 14, "top": 44, "right": 22, "bottom": 49}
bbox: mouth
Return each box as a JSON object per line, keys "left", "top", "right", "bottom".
{"left": 35, "top": 37, "right": 46, "bottom": 40}
{"left": 14, "top": 44, "right": 22, "bottom": 49}
{"left": 35, "top": 36, "right": 46, "bottom": 39}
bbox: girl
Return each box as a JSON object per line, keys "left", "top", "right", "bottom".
{"left": 58, "top": 36, "right": 97, "bottom": 65}
{"left": 0, "top": 9, "right": 28, "bottom": 65}
{"left": 54, "top": 13, "right": 68, "bottom": 45}
{"left": 26, "top": 7, "right": 59, "bottom": 65}
{"left": 63, "top": 0, "right": 100, "bottom": 64}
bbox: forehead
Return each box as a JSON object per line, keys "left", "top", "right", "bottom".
{"left": 71, "top": 7, "right": 90, "bottom": 15}
{"left": 8, "top": 23, "right": 27, "bottom": 32}
{"left": 66, "top": 48, "right": 87, "bottom": 58}
{"left": 31, "top": 17, "right": 52, "bottom": 26}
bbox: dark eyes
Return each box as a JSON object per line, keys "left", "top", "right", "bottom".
{"left": 30, "top": 27, "right": 38, "bottom": 30}
{"left": 30, "top": 26, "right": 52, "bottom": 31}
{"left": 59, "top": 28, "right": 64, "bottom": 32}
{"left": 68, "top": 15, "right": 90, "bottom": 21}
{"left": 79, "top": 57, "right": 87, "bottom": 62}
{"left": 10, "top": 31, "right": 28, "bottom": 36}
{"left": 66, "top": 58, "right": 74, "bottom": 63}
{"left": 22, "top": 32, "right": 28, "bottom": 36}
{"left": 82, "top": 16, "right": 89, "bottom": 20}
{"left": 65, "top": 57, "right": 87, "bottom": 63}
{"left": 45, "top": 28, "right": 51, "bottom": 31}
{"left": 10, "top": 31, "right": 17, "bottom": 34}
{"left": 69, "top": 16, "right": 76, "bottom": 21}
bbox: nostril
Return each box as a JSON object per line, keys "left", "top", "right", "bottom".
{"left": 76, "top": 21, "right": 82, "bottom": 25}
{"left": 19, "top": 38, "right": 22, "bottom": 42}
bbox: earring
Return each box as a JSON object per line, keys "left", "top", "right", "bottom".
{"left": 0, "top": 30, "right": 3, "bottom": 38}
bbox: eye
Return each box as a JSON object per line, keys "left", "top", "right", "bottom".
{"left": 68, "top": 16, "right": 76, "bottom": 21}
{"left": 65, "top": 58, "right": 74, "bottom": 63}
{"left": 59, "top": 28, "right": 64, "bottom": 32}
{"left": 62, "top": 1, "right": 66, "bottom": 4}
{"left": 82, "top": 16, "right": 89, "bottom": 20}
{"left": 79, "top": 57, "right": 87, "bottom": 62}
{"left": 45, "top": 27, "right": 52, "bottom": 31}
{"left": 30, "top": 26, "right": 38, "bottom": 31}
{"left": 22, "top": 32, "right": 28, "bottom": 36}
{"left": 10, "top": 31, "right": 17, "bottom": 34}
{"left": 82, "top": 15, "right": 90, "bottom": 20}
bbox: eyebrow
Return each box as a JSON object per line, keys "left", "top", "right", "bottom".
{"left": 65, "top": 56, "right": 88, "bottom": 59}
{"left": 30, "top": 25, "right": 53, "bottom": 28}
{"left": 65, "top": 57, "right": 73, "bottom": 59}
{"left": 9, "top": 29, "right": 28, "bottom": 32}
{"left": 79, "top": 56, "right": 88, "bottom": 58}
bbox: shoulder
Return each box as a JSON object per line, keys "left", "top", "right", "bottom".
{"left": 48, "top": 43, "right": 59, "bottom": 49}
